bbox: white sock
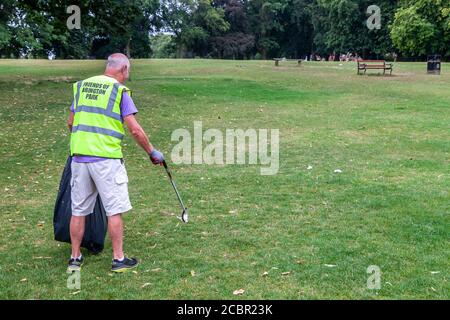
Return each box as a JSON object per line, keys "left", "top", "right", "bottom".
{"left": 115, "top": 256, "right": 125, "bottom": 262}
{"left": 71, "top": 254, "right": 82, "bottom": 260}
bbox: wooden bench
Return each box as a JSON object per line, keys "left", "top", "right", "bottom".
{"left": 274, "top": 58, "right": 302, "bottom": 66}
{"left": 357, "top": 60, "right": 393, "bottom": 75}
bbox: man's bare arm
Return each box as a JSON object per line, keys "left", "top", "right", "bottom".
{"left": 68, "top": 111, "right": 74, "bottom": 132}
{"left": 124, "top": 114, "right": 154, "bottom": 154}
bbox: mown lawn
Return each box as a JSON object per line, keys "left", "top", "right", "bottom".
{"left": 0, "top": 59, "right": 448, "bottom": 299}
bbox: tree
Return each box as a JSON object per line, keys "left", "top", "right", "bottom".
{"left": 160, "top": 0, "right": 229, "bottom": 57}
{"left": 1, "top": 0, "right": 160, "bottom": 59}
{"left": 88, "top": 0, "right": 159, "bottom": 58}
{"left": 150, "top": 34, "right": 177, "bottom": 58}
{"left": 211, "top": 0, "right": 255, "bottom": 59}
{"left": 0, "top": 0, "right": 55, "bottom": 58}
{"left": 310, "top": 0, "right": 397, "bottom": 58}
{"left": 277, "top": 0, "right": 314, "bottom": 58}
{"left": 248, "top": 0, "right": 290, "bottom": 59}
{"left": 1, "top": 0, "right": 447, "bottom": 60}
{"left": 390, "top": 0, "right": 450, "bottom": 57}
{"left": 0, "top": 0, "right": 16, "bottom": 56}
{"left": 211, "top": 31, "right": 255, "bottom": 58}
{"left": 38, "top": 0, "right": 91, "bottom": 59}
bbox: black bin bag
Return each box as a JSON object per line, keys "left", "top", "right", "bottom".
{"left": 53, "top": 156, "right": 108, "bottom": 254}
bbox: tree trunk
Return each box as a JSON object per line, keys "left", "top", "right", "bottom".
{"left": 125, "top": 39, "right": 131, "bottom": 58}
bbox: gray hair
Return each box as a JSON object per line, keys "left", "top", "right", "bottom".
{"left": 106, "top": 53, "right": 130, "bottom": 70}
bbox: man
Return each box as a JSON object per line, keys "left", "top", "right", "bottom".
{"left": 66, "top": 53, "right": 164, "bottom": 273}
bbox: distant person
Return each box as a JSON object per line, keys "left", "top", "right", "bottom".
{"left": 66, "top": 53, "right": 165, "bottom": 273}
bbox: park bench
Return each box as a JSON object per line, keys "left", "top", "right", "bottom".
{"left": 274, "top": 58, "right": 302, "bottom": 66}
{"left": 357, "top": 59, "right": 393, "bottom": 75}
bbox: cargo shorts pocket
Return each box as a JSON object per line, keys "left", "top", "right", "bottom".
{"left": 114, "top": 164, "right": 128, "bottom": 186}
{"left": 115, "top": 173, "right": 128, "bottom": 185}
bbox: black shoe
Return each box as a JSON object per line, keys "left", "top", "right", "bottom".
{"left": 111, "top": 257, "right": 139, "bottom": 273}
{"left": 67, "top": 256, "right": 84, "bottom": 273}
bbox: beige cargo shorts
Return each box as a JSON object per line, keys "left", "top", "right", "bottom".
{"left": 71, "top": 159, "right": 132, "bottom": 216}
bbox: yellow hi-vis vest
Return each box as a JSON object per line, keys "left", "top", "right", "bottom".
{"left": 70, "top": 75, "right": 132, "bottom": 158}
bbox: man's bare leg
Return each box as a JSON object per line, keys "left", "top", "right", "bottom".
{"left": 70, "top": 216, "right": 86, "bottom": 258}
{"left": 108, "top": 214, "right": 124, "bottom": 260}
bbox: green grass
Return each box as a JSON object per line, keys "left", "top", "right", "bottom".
{"left": 0, "top": 59, "right": 448, "bottom": 299}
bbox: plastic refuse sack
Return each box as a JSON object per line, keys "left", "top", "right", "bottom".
{"left": 53, "top": 156, "right": 108, "bottom": 254}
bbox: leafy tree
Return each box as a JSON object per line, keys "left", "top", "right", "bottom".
{"left": 310, "top": 0, "right": 397, "bottom": 58}
{"left": 390, "top": 0, "right": 450, "bottom": 57}
{"left": 0, "top": 1, "right": 55, "bottom": 58}
{"left": 277, "top": 0, "right": 314, "bottom": 58}
{"left": 211, "top": 31, "right": 255, "bottom": 58}
{"left": 0, "top": 0, "right": 16, "bottom": 55}
{"left": 248, "top": 0, "right": 289, "bottom": 59}
{"left": 88, "top": 0, "right": 159, "bottom": 58}
{"left": 211, "top": 0, "right": 255, "bottom": 59}
{"left": 150, "top": 33, "right": 177, "bottom": 58}
{"left": 160, "top": 0, "right": 229, "bottom": 57}
{"left": 0, "top": 0, "right": 448, "bottom": 60}
{"left": 33, "top": 0, "right": 91, "bottom": 59}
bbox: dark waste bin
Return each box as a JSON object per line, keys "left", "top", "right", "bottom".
{"left": 427, "top": 55, "right": 441, "bottom": 75}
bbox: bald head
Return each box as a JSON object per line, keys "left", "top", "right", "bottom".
{"left": 105, "top": 53, "right": 131, "bottom": 83}
{"left": 107, "top": 53, "right": 130, "bottom": 70}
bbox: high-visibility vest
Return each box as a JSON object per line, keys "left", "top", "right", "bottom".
{"left": 70, "top": 75, "right": 132, "bottom": 158}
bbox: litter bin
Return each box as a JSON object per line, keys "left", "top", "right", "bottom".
{"left": 427, "top": 55, "right": 441, "bottom": 75}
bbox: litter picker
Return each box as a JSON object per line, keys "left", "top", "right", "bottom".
{"left": 162, "top": 160, "right": 188, "bottom": 223}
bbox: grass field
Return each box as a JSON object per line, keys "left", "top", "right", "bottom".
{"left": 0, "top": 59, "right": 448, "bottom": 299}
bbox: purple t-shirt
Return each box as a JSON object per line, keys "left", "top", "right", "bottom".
{"left": 71, "top": 91, "right": 138, "bottom": 163}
